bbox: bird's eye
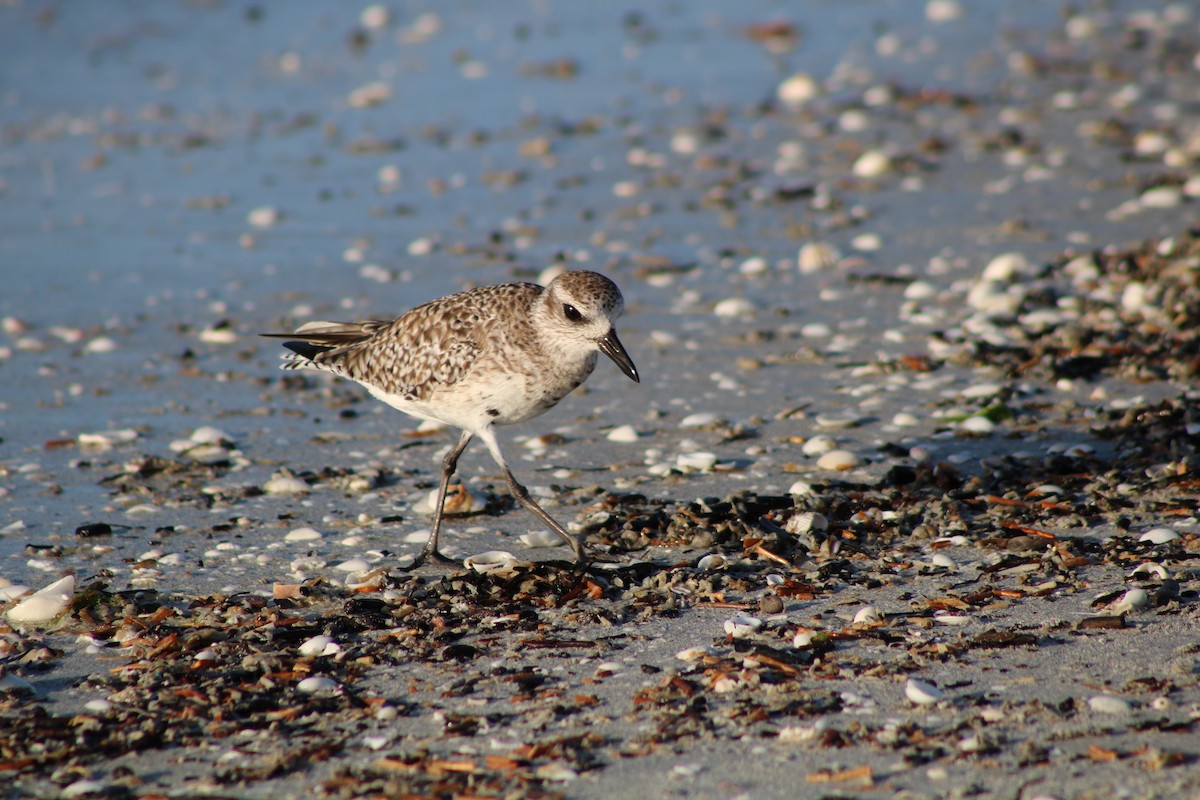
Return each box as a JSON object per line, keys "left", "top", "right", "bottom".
{"left": 563, "top": 303, "right": 583, "bottom": 322}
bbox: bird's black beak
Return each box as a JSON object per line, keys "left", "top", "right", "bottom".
{"left": 598, "top": 328, "right": 639, "bottom": 383}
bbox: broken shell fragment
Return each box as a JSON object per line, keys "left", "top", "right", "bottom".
{"left": 6, "top": 575, "right": 75, "bottom": 625}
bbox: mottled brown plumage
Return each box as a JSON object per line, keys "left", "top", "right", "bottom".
{"left": 263, "top": 270, "right": 639, "bottom": 568}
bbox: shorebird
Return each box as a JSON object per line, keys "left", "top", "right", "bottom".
{"left": 264, "top": 270, "right": 638, "bottom": 568}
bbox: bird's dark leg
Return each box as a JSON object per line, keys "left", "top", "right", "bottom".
{"left": 500, "top": 467, "right": 586, "bottom": 563}
{"left": 400, "top": 429, "right": 472, "bottom": 570}
{"left": 476, "top": 426, "right": 586, "bottom": 563}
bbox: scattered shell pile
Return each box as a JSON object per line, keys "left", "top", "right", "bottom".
{"left": 931, "top": 232, "right": 1200, "bottom": 382}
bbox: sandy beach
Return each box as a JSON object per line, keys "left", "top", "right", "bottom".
{"left": 3, "top": 1, "right": 1200, "bottom": 797}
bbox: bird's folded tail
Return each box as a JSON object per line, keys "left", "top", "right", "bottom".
{"left": 260, "top": 320, "right": 388, "bottom": 373}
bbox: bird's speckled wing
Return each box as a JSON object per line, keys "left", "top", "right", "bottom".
{"left": 272, "top": 282, "right": 543, "bottom": 401}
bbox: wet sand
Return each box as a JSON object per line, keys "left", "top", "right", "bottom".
{"left": 3, "top": 2, "right": 1200, "bottom": 798}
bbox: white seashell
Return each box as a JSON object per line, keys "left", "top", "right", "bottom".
{"left": 297, "top": 676, "right": 339, "bottom": 694}
{"left": 776, "top": 72, "right": 823, "bottom": 109}
{"left": 0, "top": 584, "right": 31, "bottom": 601}
{"left": 1139, "top": 527, "right": 1180, "bottom": 545}
{"left": 778, "top": 719, "right": 829, "bottom": 742}
{"left": 853, "top": 605, "right": 884, "bottom": 624}
{"left": 535, "top": 763, "right": 578, "bottom": 782}
{"left": 960, "top": 382, "right": 1006, "bottom": 399}
{"left": 83, "top": 336, "right": 117, "bottom": 354}
{"left": 981, "top": 252, "right": 1031, "bottom": 282}
{"left": 723, "top": 612, "right": 763, "bottom": 638}
{"left": 264, "top": 475, "right": 309, "bottom": 494}
{"left": 676, "top": 646, "right": 716, "bottom": 662}
{"left": 518, "top": 529, "right": 563, "bottom": 548}
{"left": 676, "top": 452, "right": 718, "bottom": 472}
{"left": 606, "top": 424, "right": 639, "bottom": 443}
{"left": 6, "top": 575, "right": 75, "bottom": 624}
{"left": 785, "top": 511, "right": 828, "bottom": 535}
{"left": 930, "top": 553, "right": 956, "bottom": 569}
{"left": 463, "top": 550, "right": 523, "bottom": 575}
{"left": 0, "top": 670, "right": 35, "bottom": 694}
{"left": 792, "top": 627, "right": 819, "bottom": 647}
{"left": 192, "top": 648, "right": 217, "bottom": 662}
{"left": 816, "top": 449, "right": 859, "bottom": 471}
{"left": 802, "top": 435, "right": 838, "bottom": 456}
{"left": 1110, "top": 587, "right": 1150, "bottom": 614}
{"left": 347, "top": 81, "right": 391, "bottom": 108}
{"left": 814, "top": 413, "right": 862, "bottom": 430}
{"left": 299, "top": 635, "right": 342, "bottom": 657}
{"left": 906, "top": 678, "right": 944, "bottom": 705}
{"left": 958, "top": 733, "right": 986, "bottom": 753}
{"left": 925, "top": 0, "right": 963, "bottom": 22}
{"left": 934, "top": 613, "right": 970, "bottom": 626}
{"left": 739, "top": 256, "right": 769, "bottom": 276}
{"left": 787, "top": 479, "right": 816, "bottom": 496}
{"left": 362, "top": 734, "right": 391, "bottom": 751}
{"left": 679, "top": 412, "right": 720, "bottom": 429}
{"left": 904, "top": 280, "right": 937, "bottom": 300}
{"left": 1140, "top": 186, "right": 1183, "bottom": 208}
{"left": 1129, "top": 562, "right": 1169, "bottom": 580}
{"left": 958, "top": 416, "right": 995, "bottom": 435}
{"left": 797, "top": 242, "right": 841, "bottom": 274}
{"left": 713, "top": 297, "right": 757, "bottom": 318}
{"left": 1151, "top": 696, "right": 1173, "bottom": 711}
{"left": 247, "top": 205, "right": 282, "bottom": 228}
{"left": 334, "top": 558, "right": 371, "bottom": 573}
{"left": 62, "top": 780, "right": 109, "bottom": 798}
{"left": 852, "top": 149, "right": 892, "bottom": 179}
{"left": 285, "top": 527, "right": 323, "bottom": 542}
{"left": 84, "top": 698, "right": 113, "bottom": 713}
{"left": 413, "top": 484, "right": 483, "bottom": 515}
{"left": 892, "top": 412, "right": 920, "bottom": 427}
{"left": 1088, "top": 694, "right": 1132, "bottom": 714}
{"left": 696, "top": 553, "right": 726, "bottom": 570}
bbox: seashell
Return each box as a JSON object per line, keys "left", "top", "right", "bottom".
{"left": 519, "top": 529, "right": 564, "bottom": 548}
{"left": 463, "top": 550, "right": 524, "bottom": 576}
{"left": 958, "top": 416, "right": 995, "bottom": 435}
{"left": 814, "top": 413, "right": 862, "bottom": 430}
{"left": 934, "top": 613, "right": 970, "bottom": 626}
{"left": 676, "top": 452, "right": 718, "bottom": 472}
{"left": 679, "top": 412, "right": 721, "bottom": 429}
{"left": 906, "top": 678, "right": 944, "bottom": 705}
{"left": 852, "top": 149, "right": 892, "bottom": 179}
{"left": 362, "top": 735, "right": 391, "bottom": 751}
{"left": 1140, "top": 186, "right": 1183, "bottom": 209}
{"left": 981, "top": 252, "right": 1032, "bottom": 282}
{"left": 1151, "top": 696, "right": 1173, "bottom": 711}
{"left": 723, "top": 612, "right": 763, "bottom": 638}
{"left": 853, "top": 605, "right": 884, "bottom": 624}
{"left": 925, "top": 0, "right": 963, "bottom": 22}
{"left": 676, "top": 646, "right": 716, "bottom": 662}
{"left": 1139, "top": 527, "right": 1180, "bottom": 545}
{"left": 696, "top": 553, "right": 727, "bottom": 571}
{"left": 776, "top": 72, "right": 823, "bottom": 109}
{"left": 62, "top": 780, "right": 108, "bottom": 798}
{"left": 1110, "top": 587, "right": 1150, "bottom": 614}
{"left": 247, "top": 205, "right": 282, "bottom": 228}
{"left": 802, "top": 435, "right": 838, "bottom": 456}
{"left": 739, "top": 256, "right": 769, "bottom": 276}
{"left": 1088, "top": 694, "right": 1132, "bottom": 714}
{"left": 84, "top": 698, "right": 113, "bottom": 713}
{"left": 297, "top": 676, "right": 339, "bottom": 694}
{"left": 285, "top": 526, "right": 323, "bottom": 542}
{"left": 797, "top": 242, "right": 841, "bottom": 274}
{"left": 792, "top": 627, "right": 819, "bottom": 647}
{"left": 0, "top": 583, "right": 31, "bottom": 602}
{"left": 1130, "top": 562, "right": 1169, "bottom": 580}
{"left": 816, "top": 449, "right": 859, "bottom": 471}
{"left": 413, "top": 484, "right": 483, "bottom": 515}
{"left": 787, "top": 479, "right": 816, "bottom": 496}
{"left": 713, "top": 297, "right": 757, "bottom": 318}
{"left": 930, "top": 553, "right": 956, "bottom": 569}
{"left": 892, "top": 412, "right": 920, "bottom": 427}
{"left": 778, "top": 719, "right": 829, "bottom": 742}
{"left": 264, "top": 474, "right": 309, "bottom": 494}
{"left": 785, "top": 511, "right": 828, "bottom": 535}
{"left": 6, "top": 575, "right": 75, "bottom": 625}
{"left": 334, "top": 558, "right": 371, "bottom": 573}
{"left": 606, "top": 424, "right": 639, "bottom": 443}
{"left": 299, "top": 635, "right": 342, "bottom": 657}
{"left": 535, "top": 763, "right": 578, "bottom": 782}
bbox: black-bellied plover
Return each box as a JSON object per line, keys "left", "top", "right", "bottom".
{"left": 263, "top": 270, "right": 639, "bottom": 568}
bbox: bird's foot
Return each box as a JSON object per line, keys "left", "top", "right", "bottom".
{"left": 396, "top": 548, "right": 461, "bottom": 571}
